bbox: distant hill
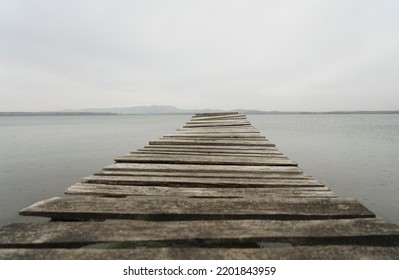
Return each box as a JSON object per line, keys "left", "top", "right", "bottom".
{"left": 61, "top": 105, "right": 399, "bottom": 115}
{"left": 0, "top": 112, "right": 117, "bottom": 116}
{"left": 1, "top": 106, "right": 398, "bottom": 116}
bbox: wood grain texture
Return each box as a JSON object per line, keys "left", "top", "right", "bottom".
{"left": 143, "top": 144, "right": 276, "bottom": 151}
{"left": 1, "top": 218, "right": 397, "bottom": 248}
{"left": 2, "top": 246, "right": 399, "bottom": 259}
{"left": 65, "top": 183, "right": 336, "bottom": 198}
{"left": 130, "top": 151, "right": 287, "bottom": 158}
{"left": 104, "top": 163, "right": 303, "bottom": 173}
{"left": 94, "top": 170, "right": 311, "bottom": 180}
{"left": 80, "top": 175, "right": 321, "bottom": 188}
{"left": 148, "top": 139, "right": 275, "bottom": 147}
{"left": 175, "top": 128, "right": 260, "bottom": 134}
{"left": 136, "top": 148, "right": 282, "bottom": 156}
{"left": 19, "top": 196, "right": 374, "bottom": 220}
{"left": 115, "top": 155, "right": 296, "bottom": 166}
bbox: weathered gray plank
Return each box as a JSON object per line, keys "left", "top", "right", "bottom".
{"left": 81, "top": 175, "right": 321, "bottom": 188}
{"left": 94, "top": 170, "right": 310, "bottom": 180}
{"left": 137, "top": 147, "right": 282, "bottom": 156}
{"left": 65, "top": 183, "right": 336, "bottom": 198}
{"left": 130, "top": 151, "right": 287, "bottom": 158}
{"left": 168, "top": 131, "right": 260, "bottom": 135}
{"left": 19, "top": 196, "right": 374, "bottom": 220}
{"left": 175, "top": 128, "right": 260, "bottom": 134}
{"left": 143, "top": 144, "right": 277, "bottom": 151}
{"left": 104, "top": 163, "right": 304, "bottom": 174}
{"left": 194, "top": 112, "right": 239, "bottom": 116}
{"left": 190, "top": 115, "right": 248, "bottom": 121}
{"left": 187, "top": 118, "right": 250, "bottom": 123}
{"left": 2, "top": 246, "right": 399, "bottom": 259}
{"left": 149, "top": 139, "right": 274, "bottom": 146}
{"left": 191, "top": 113, "right": 244, "bottom": 118}
{"left": 185, "top": 121, "right": 251, "bottom": 126}
{"left": 3, "top": 218, "right": 398, "bottom": 249}
{"left": 166, "top": 133, "right": 262, "bottom": 139}
{"left": 163, "top": 136, "right": 266, "bottom": 141}
{"left": 115, "top": 154, "right": 295, "bottom": 166}
{"left": 184, "top": 123, "right": 252, "bottom": 128}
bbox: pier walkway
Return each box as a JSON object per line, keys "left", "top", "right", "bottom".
{"left": 1, "top": 112, "right": 399, "bottom": 259}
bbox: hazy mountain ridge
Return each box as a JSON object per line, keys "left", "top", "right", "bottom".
{"left": 1, "top": 105, "right": 398, "bottom": 116}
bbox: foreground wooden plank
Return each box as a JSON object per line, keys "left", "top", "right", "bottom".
{"left": 2, "top": 218, "right": 398, "bottom": 248}
{"left": 19, "top": 196, "right": 374, "bottom": 220}
{"left": 65, "top": 183, "right": 336, "bottom": 198}
{"left": 2, "top": 246, "right": 399, "bottom": 259}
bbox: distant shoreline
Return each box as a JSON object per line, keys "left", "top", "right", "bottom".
{"left": 0, "top": 112, "right": 118, "bottom": 116}
{"left": 1, "top": 110, "right": 398, "bottom": 116}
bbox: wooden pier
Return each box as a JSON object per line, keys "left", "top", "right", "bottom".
{"left": 1, "top": 112, "right": 399, "bottom": 259}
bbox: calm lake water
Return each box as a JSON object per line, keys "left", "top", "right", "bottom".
{"left": 1, "top": 114, "right": 398, "bottom": 227}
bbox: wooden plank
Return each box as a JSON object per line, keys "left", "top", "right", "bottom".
{"left": 115, "top": 154, "right": 295, "bottom": 166}
{"left": 81, "top": 175, "right": 321, "bottom": 188}
{"left": 194, "top": 112, "right": 239, "bottom": 117}
{"left": 19, "top": 197, "right": 374, "bottom": 220}
{"left": 148, "top": 139, "right": 274, "bottom": 146}
{"left": 190, "top": 116, "right": 248, "bottom": 122}
{"left": 2, "top": 246, "right": 399, "bottom": 259}
{"left": 175, "top": 128, "right": 260, "bottom": 134}
{"left": 65, "top": 183, "right": 336, "bottom": 198}
{"left": 185, "top": 121, "right": 251, "bottom": 126}
{"left": 174, "top": 132, "right": 261, "bottom": 137}
{"left": 166, "top": 133, "right": 262, "bottom": 138}
{"left": 191, "top": 115, "right": 247, "bottom": 121}
{"left": 184, "top": 123, "right": 252, "bottom": 128}
{"left": 137, "top": 147, "right": 282, "bottom": 156}
{"left": 94, "top": 170, "right": 310, "bottom": 180}
{"left": 117, "top": 153, "right": 290, "bottom": 162}
{"left": 178, "top": 125, "right": 258, "bottom": 130}
{"left": 143, "top": 144, "right": 277, "bottom": 151}
{"left": 3, "top": 218, "right": 398, "bottom": 249}
{"left": 184, "top": 122, "right": 252, "bottom": 126}
{"left": 187, "top": 118, "right": 249, "bottom": 122}
{"left": 163, "top": 135, "right": 266, "bottom": 141}
{"left": 104, "top": 163, "right": 304, "bottom": 174}
{"left": 130, "top": 151, "right": 287, "bottom": 158}
{"left": 192, "top": 113, "right": 245, "bottom": 117}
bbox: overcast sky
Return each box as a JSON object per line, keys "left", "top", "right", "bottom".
{"left": 1, "top": 0, "right": 398, "bottom": 112}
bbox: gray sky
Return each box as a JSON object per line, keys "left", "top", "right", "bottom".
{"left": 1, "top": 0, "right": 398, "bottom": 112}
